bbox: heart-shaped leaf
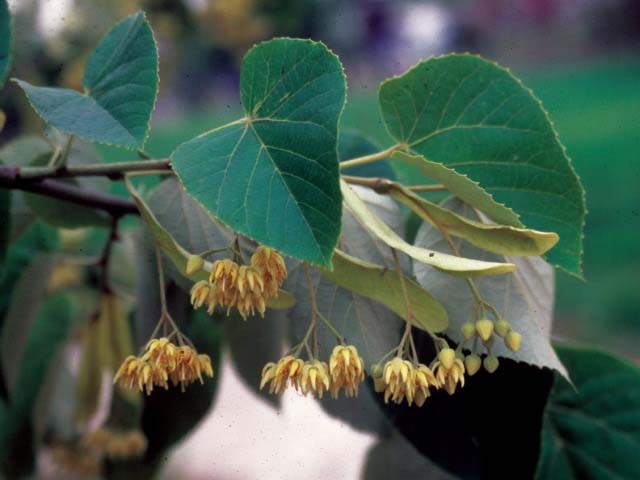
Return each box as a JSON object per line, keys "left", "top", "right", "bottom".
{"left": 14, "top": 13, "right": 158, "bottom": 148}
{"left": 380, "top": 55, "right": 585, "bottom": 276}
{"left": 171, "top": 38, "right": 346, "bottom": 267}
{"left": 537, "top": 345, "right": 640, "bottom": 480}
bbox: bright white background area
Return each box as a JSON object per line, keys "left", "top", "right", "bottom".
{"left": 162, "top": 356, "right": 376, "bottom": 480}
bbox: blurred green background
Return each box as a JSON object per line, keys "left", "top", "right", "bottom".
{"left": 4, "top": 0, "right": 640, "bottom": 360}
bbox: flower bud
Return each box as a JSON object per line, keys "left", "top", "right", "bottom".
{"left": 494, "top": 318, "right": 511, "bottom": 337}
{"left": 461, "top": 321, "right": 476, "bottom": 340}
{"left": 475, "top": 318, "right": 494, "bottom": 341}
{"left": 464, "top": 354, "right": 481, "bottom": 376}
{"left": 505, "top": 331, "right": 522, "bottom": 352}
{"left": 483, "top": 355, "right": 499, "bottom": 373}
{"left": 370, "top": 363, "right": 383, "bottom": 379}
{"left": 186, "top": 255, "right": 204, "bottom": 275}
{"left": 438, "top": 348, "right": 456, "bottom": 370}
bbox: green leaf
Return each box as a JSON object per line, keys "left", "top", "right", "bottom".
{"left": 0, "top": 294, "right": 74, "bottom": 476}
{"left": 393, "top": 151, "right": 520, "bottom": 227}
{"left": 0, "top": 0, "right": 11, "bottom": 88}
{"left": 341, "top": 180, "right": 515, "bottom": 277}
{"left": 126, "top": 177, "right": 295, "bottom": 309}
{"left": 380, "top": 55, "right": 585, "bottom": 276}
{"left": 1, "top": 255, "right": 56, "bottom": 392}
{"left": 414, "top": 197, "right": 567, "bottom": 376}
{"left": 388, "top": 182, "right": 559, "bottom": 257}
{"left": 322, "top": 250, "right": 447, "bottom": 333}
{"left": 536, "top": 345, "right": 640, "bottom": 480}
{"left": 0, "top": 221, "right": 57, "bottom": 320}
{"left": 14, "top": 13, "right": 158, "bottom": 148}
{"left": 0, "top": 164, "right": 9, "bottom": 269}
{"left": 0, "top": 135, "right": 51, "bottom": 168}
{"left": 171, "top": 38, "right": 346, "bottom": 267}
{"left": 340, "top": 130, "right": 396, "bottom": 180}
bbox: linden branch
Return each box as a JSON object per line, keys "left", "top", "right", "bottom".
{"left": 0, "top": 146, "right": 417, "bottom": 219}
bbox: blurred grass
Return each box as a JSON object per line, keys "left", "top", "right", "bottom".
{"left": 101, "top": 55, "right": 640, "bottom": 349}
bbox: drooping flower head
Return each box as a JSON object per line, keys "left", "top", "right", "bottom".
{"left": 329, "top": 345, "right": 365, "bottom": 398}
{"left": 251, "top": 246, "right": 287, "bottom": 297}
{"left": 432, "top": 355, "right": 466, "bottom": 395}
{"left": 376, "top": 357, "right": 415, "bottom": 405}
{"left": 209, "top": 259, "right": 239, "bottom": 291}
{"left": 413, "top": 363, "right": 439, "bottom": 406}
{"left": 260, "top": 355, "right": 304, "bottom": 394}
{"left": 235, "top": 265, "right": 267, "bottom": 319}
{"left": 190, "top": 281, "right": 211, "bottom": 309}
{"left": 114, "top": 338, "right": 214, "bottom": 395}
{"left": 299, "top": 360, "right": 331, "bottom": 398}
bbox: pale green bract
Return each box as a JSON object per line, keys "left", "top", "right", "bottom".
{"left": 14, "top": 13, "right": 158, "bottom": 149}
{"left": 379, "top": 54, "right": 585, "bottom": 276}
{"left": 171, "top": 38, "right": 346, "bottom": 267}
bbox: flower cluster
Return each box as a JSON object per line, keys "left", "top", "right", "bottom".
{"left": 190, "top": 246, "right": 287, "bottom": 319}
{"left": 329, "top": 345, "right": 366, "bottom": 398}
{"left": 373, "top": 357, "right": 441, "bottom": 406}
{"left": 461, "top": 317, "right": 522, "bottom": 359}
{"left": 373, "top": 348, "right": 466, "bottom": 406}
{"left": 431, "top": 348, "right": 466, "bottom": 395}
{"left": 114, "top": 338, "right": 213, "bottom": 395}
{"left": 260, "top": 345, "right": 365, "bottom": 399}
{"left": 83, "top": 428, "right": 147, "bottom": 459}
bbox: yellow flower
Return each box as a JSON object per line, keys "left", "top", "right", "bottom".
{"left": 190, "top": 281, "right": 211, "bottom": 309}
{"left": 260, "top": 355, "right": 304, "bottom": 394}
{"left": 433, "top": 357, "right": 466, "bottom": 395}
{"left": 144, "top": 337, "right": 178, "bottom": 371}
{"left": 329, "top": 345, "right": 365, "bottom": 398}
{"left": 251, "top": 246, "right": 287, "bottom": 297}
{"left": 235, "top": 265, "right": 267, "bottom": 319}
{"left": 113, "top": 355, "right": 142, "bottom": 390}
{"left": 114, "top": 339, "right": 213, "bottom": 395}
{"left": 413, "top": 364, "right": 439, "bottom": 407}
{"left": 379, "top": 357, "right": 415, "bottom": 405}
{"left": 236, "top": 265, "right": 264, "bottom": 296}
{"left": 299, "top": 360, "right": 331, "bottom": 398}
{"left": 210, "top": 259, "right": 239, "bottom": 291}
{"left": 199, "top": 354, "right": 214, "bottom": 377}
{"left": 260, "top": 362, "right": 278, "bottom": 390}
